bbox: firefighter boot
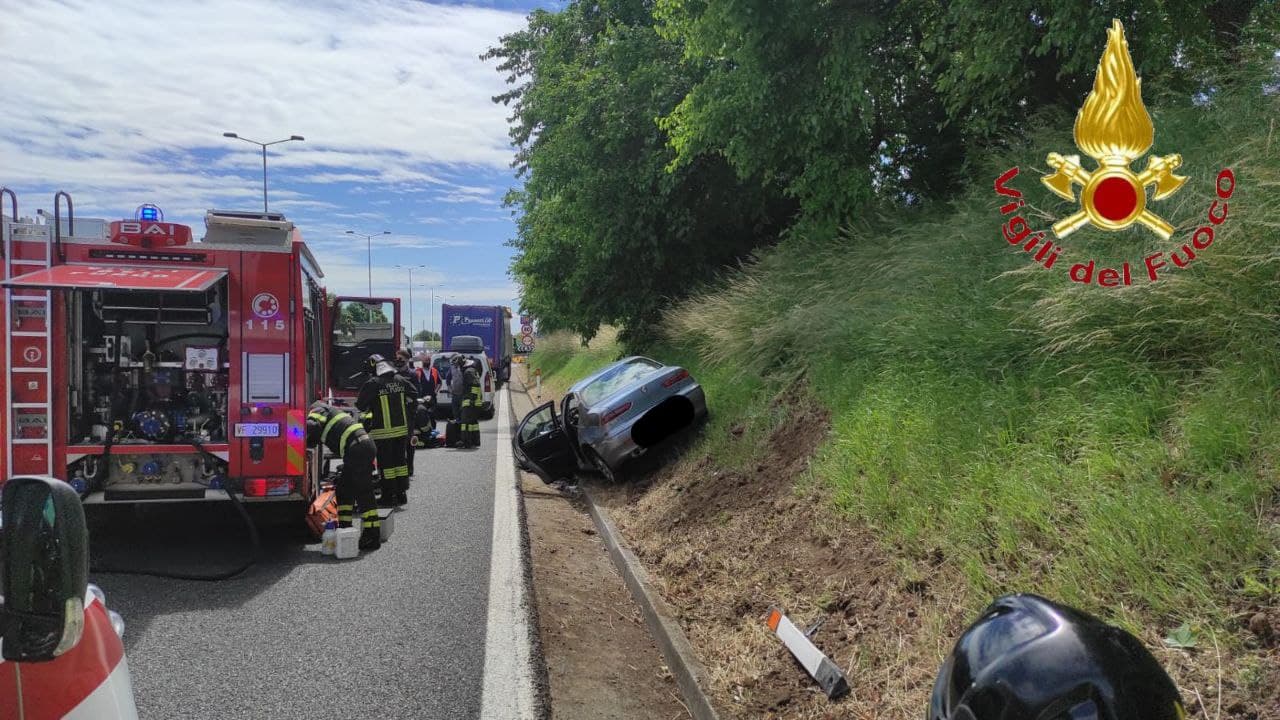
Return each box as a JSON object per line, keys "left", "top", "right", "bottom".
{"left": 359, "top": 509, "right": 382, "bottom": 551}
{"left": 377, "top": 476, "right": 399, "bottom": 508}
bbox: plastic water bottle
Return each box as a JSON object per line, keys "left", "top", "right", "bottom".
{"left": 321, "top": 521, "right": 338, "bottom": 556}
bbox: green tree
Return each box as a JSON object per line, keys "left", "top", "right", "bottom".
{"left": 655, "top": 0, "right": 1264, "bottom": 230}
{"left": 412, "top": 330, "right": 440, "bottom": 342}
{"left": 494, "top": 0, "right": 1268, "bottom": 340}
{"left": 486, "top": 0, "right": 792, "bottom": 342}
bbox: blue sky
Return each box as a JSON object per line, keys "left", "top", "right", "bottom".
{"left": 1, "top": 0, "right": 565, "bottom": 335}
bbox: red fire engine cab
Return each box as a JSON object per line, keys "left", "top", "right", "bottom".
{"left": 0, "top": 191, "right": 400, "bottom": 506}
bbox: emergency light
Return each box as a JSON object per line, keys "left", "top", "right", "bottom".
{"left": 243, "top": 477, "right": 294, "bottom": 497}
{"left": 135, "top": 204, "right": 163, "bottom": 221}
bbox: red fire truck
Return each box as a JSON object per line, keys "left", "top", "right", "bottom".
{"left": 0, "top": 190, "right": 400, "bottom": 507}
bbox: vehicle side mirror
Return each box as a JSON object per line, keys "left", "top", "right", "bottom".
{"left": 0, "top": 476, "right": 89, "bottom": 662}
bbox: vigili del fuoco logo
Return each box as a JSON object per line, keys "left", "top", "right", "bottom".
{"left": 994, "top": 20, "right": 1236, "bottom": 287}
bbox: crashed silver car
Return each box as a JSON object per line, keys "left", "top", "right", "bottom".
{"left": 514, "top": 356, "right": 707, "bottom": 483}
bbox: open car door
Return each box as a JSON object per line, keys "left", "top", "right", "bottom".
{"left": 514, "top": 401, "right": 578, "bottom": 484}
{"left": 326, "top": 296, "right": 401, "bottom": 400}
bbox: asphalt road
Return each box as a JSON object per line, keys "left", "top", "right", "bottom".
{"left": 88, "top": 407, "right": 512, "bottom": 720}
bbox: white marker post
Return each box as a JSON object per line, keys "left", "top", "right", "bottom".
{"left": 767, "top": 607, "right": 850, "bottom": 700}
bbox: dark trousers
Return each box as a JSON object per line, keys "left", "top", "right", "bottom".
{"left": 460, "top": 391, "right": 481, "bottom": 448}
{"left": 451, "top": 393, "right": 463, "bottom": 420}
{"left": 374, "top": 435, "right": 410, "bottom": 497}
{"left": 336, "top": 439, "right": 380, "bottom": 532}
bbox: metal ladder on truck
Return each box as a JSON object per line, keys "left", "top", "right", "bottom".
{"left": 2, "top": 191, "right": 70, "bottom": 477}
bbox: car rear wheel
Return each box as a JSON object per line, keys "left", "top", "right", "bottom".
{"left": 586, "top": 448, "right": 618, "bottom": 483}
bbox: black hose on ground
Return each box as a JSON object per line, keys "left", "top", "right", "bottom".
{"left": 88, "top": 487, "right": 260, "bottom": 581}
{"left": 88, "top": 438, "right": 261, "bottom": 582}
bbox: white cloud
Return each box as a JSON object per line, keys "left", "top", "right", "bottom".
{"left": 0, "top": 0, "right": 527, "bottom": 214}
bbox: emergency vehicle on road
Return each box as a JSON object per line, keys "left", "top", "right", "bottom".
{"left": 0, "top": 190, "right": 399, "bottom": 509}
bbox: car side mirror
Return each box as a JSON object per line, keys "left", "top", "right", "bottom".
{"left": 0, "top": 476, "right": 89, "bottom": 662}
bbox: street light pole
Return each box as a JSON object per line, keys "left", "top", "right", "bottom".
{"left": 422, "top": 284, "right": 446, "bottom": 341}
{"left": 221, "top": 132, "right": 304, "bottom": 213}
{"left": 347, "top": 230, "right": 391, "bottom": 295}
{"left": 422, "top": 284, "right": 453, "bottom": 343}
{"left": 395, "top": 265, "right": 426, "bottom": 341}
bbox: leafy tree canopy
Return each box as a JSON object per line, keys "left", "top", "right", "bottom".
{"left": 494, "top": 0, "right": 1269, "bottom": 338}
{"left": 486, "top": 0, "right": 793, "bottom": 341}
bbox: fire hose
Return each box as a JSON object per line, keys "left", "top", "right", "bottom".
{"left": 88, "top": 437, "right": 260, "bottom": 582}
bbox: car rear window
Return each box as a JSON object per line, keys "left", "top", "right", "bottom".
{"left": 433, "top": 353, "right": 487, "bottom": 375}
{"left": 579, "top": 358, "right": 661, "bottom": 406}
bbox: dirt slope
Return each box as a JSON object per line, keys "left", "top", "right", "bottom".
{"left": 511, "top": 369, "right": 690, "bottom": 719}
{"left": 588, "top": 385, "right": 1279, "bottom": 719}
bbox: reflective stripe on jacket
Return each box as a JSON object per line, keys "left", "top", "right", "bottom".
{"left": 306, "top": 403, "right": 369, "bottom": 457}
{"left": 356, "top": 374, "right": 411, "bottom": 439}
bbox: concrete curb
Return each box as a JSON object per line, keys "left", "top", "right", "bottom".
{"left": 581, "top": 486, "right": 721, "bottom": 720}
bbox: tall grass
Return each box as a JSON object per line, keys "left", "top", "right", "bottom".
{"left": 527, "top": 328, "right": 625, "bottom": 397}
{"left": 663, "top": 60, "right": 1280, "bottom": 629}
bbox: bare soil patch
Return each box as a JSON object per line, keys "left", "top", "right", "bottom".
{"left": 512, "top": 371, "right": 689, "bottom": 720}
{"left": 588, "top": 383, "right": 1279, "bottom": 719}
{"left": 587, "top": 394, "right": 970, "bottom": 718}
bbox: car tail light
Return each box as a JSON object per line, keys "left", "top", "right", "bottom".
{"left": 662, "top": 369, "right": 690, "bottom": 387}
{"left": 485, "top": 373, "right": 492, "bottom": 392}
{"left": 602, "top": 402, "right": 632, "bottom": 425}
{"left": 243, "top": 477, "right": 293, "bottom": 497}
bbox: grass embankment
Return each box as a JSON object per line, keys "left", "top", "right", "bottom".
{"left": 533, "top": 67, "right": 1280, "bottom": 706}
{"left": 527, "top": 327, "right": 627, "bottom": 398}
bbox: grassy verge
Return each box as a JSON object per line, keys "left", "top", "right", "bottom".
{"left": 660, "top": 60, "right": 1279, "bottom": 675}
{"left": 531, "top": 60, "right": 1279, "bottom": 702}
{"left": 527, "top": 328, "right": 625, "bottom": 398}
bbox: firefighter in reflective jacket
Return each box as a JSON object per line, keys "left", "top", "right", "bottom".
{"left": 357, "top": 353, "right": 412, "bottom": 506}
{"left": 460, "top": 358, "right": 483, "bottom": 449}
{"left": 306, "top": 401, "right": 381, "bottom": 551}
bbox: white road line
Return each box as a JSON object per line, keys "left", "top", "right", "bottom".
{"left": 479, "top": 388, "right": 540, "bottom": 719}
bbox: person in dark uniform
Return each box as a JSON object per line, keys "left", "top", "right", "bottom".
{"left": 393, "top": 349, "right": 421, "bottom": 474}
{"left": 415, "top": 352, "right": 440, "bottom": 439}
{"left": 448, "top": 354, "right": 466, "bottom": 424}
{"left": 306, "top": 401, "right": 381, "bottom": 550}
{"left": 356, "top": 353, "right": 412, "bottom": 507}
{"left": 459, "top": 357, "right": 483, "bottom": 449}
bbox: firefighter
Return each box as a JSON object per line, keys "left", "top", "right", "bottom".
{"left": 930, "top": 593, "right": 1185, "bottom": 720}
{"left": 356, "top": 353, "right": 412, "bottom": 507}
{"left": 460, "top": 357, "right": 483, "bottom": 449}
{"left": 448, "top": 354, "right": 466, "bottom": 423}
{"left": 306, "top": 401, "right": 381, "bottom": 551}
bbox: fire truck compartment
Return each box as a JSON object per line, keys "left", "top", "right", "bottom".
{"left": 57, "top": 278, "right": 232, "bottom": 497}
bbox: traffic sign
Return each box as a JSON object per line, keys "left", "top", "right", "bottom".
{"left": 520, "top": 323, "right": 533, "bottom": 334}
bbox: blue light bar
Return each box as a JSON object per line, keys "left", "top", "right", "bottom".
{"left": 135, "top": 204, "right": 163, "bottom": 221}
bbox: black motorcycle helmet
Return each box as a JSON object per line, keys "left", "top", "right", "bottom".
{"left": 930, "top": 594, "right": 1184, "bottom": 720}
